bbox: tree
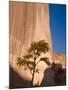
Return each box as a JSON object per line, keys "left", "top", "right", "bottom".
{"left": 17, "top": 40, "right": 51, "bottom": 86}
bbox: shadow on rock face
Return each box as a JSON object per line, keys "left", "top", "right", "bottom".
{"left": 9, "top": 63, "right": 66, "bottom": 89}
{"left": 9, "top": 66, "right": 31, "bottom": 89}
{"left": 54, "top": 66, "right": 66, "bottom": 86}
{"left": 40, "top": 63, "right": 66, "bottom": 87}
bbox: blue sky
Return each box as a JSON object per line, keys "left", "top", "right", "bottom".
{"left": 49, "top": 4, "right": 66, "bottom": 54}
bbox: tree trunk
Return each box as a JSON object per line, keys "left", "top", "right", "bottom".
{"left": 31, "top": 57, "right": 36, "bottom": 87}
{"left": 31, "top": 71, "right": 35, "bottom": 86}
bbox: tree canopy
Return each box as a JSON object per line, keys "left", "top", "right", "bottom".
{"left": 17, "top": 40, "right": 50, "bottom": 86}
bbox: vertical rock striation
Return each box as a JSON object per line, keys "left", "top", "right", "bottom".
{"left": 9, "top": 1, "right": 52, "bottom": 86}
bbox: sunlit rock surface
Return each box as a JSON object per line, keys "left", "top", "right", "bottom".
{"left": 52, "top": 53, "right": 66, "bottom": 68}
{"left": 9, "top": 1, "right": 66, "bottom": 88}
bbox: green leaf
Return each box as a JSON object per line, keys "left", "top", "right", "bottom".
{"left": 17, "top": 57, "right": 35, "bottom": 69}
{"left": 40, "top": 57, "right": 51, "bottom": 65}
{"left": 28, "top": 40, "right": 49, "bottom": 55}
{"left": 27, "top": 61, "right": 34, "bottom": 66}
{"left": 28, "top": 65, "right": 33, "bottom": 71}
{"left": 17, "top": 57, "right": 28, "bottom": 67}
{"left": 35, "top": 69, "right": 39, "bottom": 73}
{"left": 23, "top": 54, "right": 33, "bottom": 59}
{"left": 17, "top": 40, "right": 49, "bottom": 76}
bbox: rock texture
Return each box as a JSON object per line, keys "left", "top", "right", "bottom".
{"left": 9, "top": 1, "right": 66, "bottom": 88}
{"left": 52, "top": 53, "right": 66, "bottom": 68}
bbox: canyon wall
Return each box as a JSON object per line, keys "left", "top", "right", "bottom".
{"left": 9, "top": 1, "right": 52, "bottom": 86}
{"left": 9, "top": 1, "right": 65, "bottom": 88}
